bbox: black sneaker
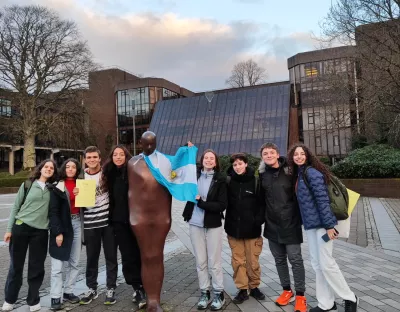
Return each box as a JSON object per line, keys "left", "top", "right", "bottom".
{"left": 232, "top": 289, "right": 249, "bottom": 304}
{"left": 250, "top": 287, "right": 266, "bottom": 300}
{"left": 104, "top": 288, "right": 116, "bottom": 305}
{"left": 63, "top": 293, "right": 80, "bottom": 304}
{"left": 50, "top": 298, "right": 62, "bottom": 310}
{"left": 344, "top": 296, "right": 358, "bottom": 312}
{"left": 79, "top": 288, "right": 98, "bottom": 305}
{"left": 133, "top": 287, "right": 147, "bottom": 309}
{"left": 310, "top": 303, "right": 338, "bottom": 312}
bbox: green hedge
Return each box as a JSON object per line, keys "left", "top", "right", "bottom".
{"left": 0, "top": 177, "right": 27, "bottom": 188}
{"left": 332, "top": 144, "right": 400, "bottom": 178}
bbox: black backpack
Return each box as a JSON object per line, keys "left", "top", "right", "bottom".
{"left": 303, "top": 167, "right": 349, "bottom": 220}
{"left": 21, "top": 179, "right": 33, "bottom": 206}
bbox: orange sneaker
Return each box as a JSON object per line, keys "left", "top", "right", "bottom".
{"left": 294, "top": 295, "right": 307, "bottom": 312}
{"left": 275, "top": 290, "right": 294, "bottom": 306}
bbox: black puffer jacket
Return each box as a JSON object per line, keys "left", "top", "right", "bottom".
{"left": 48, "top": 183, "right": 74, "bottom": 261}
{"left": 259, "top": 157, "right": 303, "bottom": 245}
{"left": 182, "top": 170, "right": 227, "bottom": 228}
{"left": 224, "top": 166, "right": 264, "bottom": 239}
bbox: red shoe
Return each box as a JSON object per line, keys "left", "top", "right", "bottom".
{"left": 294, "top": 295, "right": 307, "bottom": 312}
{"left": 275, "top": 290, "right": 294, "bottom": 306}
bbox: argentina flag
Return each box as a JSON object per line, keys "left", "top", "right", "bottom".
{"left": 143, "top": 146, "right": 198, "bottom": 203}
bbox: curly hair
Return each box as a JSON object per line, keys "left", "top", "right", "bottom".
{"left": 101, "top": 145, "right": 132, "bottom": 193}
{"left": 29, "top": 159, "right": 58, "bottom": 184}
{"left": 287, "top": 143, "right": 332, "bottom": 184}
{"left": 59, "top": 158, "right": 82, "bottom": 180}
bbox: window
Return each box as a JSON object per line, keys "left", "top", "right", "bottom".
{"left": 0, "top": 98, "right": 11, "bottom": 117}
{"left": 333, "top": 135, "right": 339, "bottom": 146}
{"left": 304, "top": 63, "right": 319, "bottom": 78}
{"left": 308, "top": 112, "right": 320, "bottom": 125}
{"left": 316, "top": 136, "right": 321, "bottom": 147}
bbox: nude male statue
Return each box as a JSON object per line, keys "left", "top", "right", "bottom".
{"left": 127, "top": 131, "right": 172, "bottom": 312}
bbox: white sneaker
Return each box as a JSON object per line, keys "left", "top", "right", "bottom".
{"left": 1, "top": 302, "right": 14, "bottom": 311}
{"left": 29, "top": 303, "right": 41, "bottom": 312}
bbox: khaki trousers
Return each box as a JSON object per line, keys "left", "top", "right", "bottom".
{"left": 227, "top": 236, "right": 263, "bottom": 290}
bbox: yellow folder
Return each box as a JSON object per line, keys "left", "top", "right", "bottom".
{"left": 75, "top": 180, "right": 96, "bottom": 207}
{"left": 347, "top": 188, "right": 361, "bottom": 215}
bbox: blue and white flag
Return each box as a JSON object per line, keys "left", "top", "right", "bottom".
{"left": 143, "top": 146, "right": 198, "bottom": 203}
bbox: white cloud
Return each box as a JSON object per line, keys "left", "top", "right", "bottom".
{"left": 2, "top": 0, "right": 317, "bottom": 91}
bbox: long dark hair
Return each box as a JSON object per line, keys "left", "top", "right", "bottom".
{"left": 29, "top": 159, "right": 58, "bottom": 184}
{"left": 287, "top": 143, "right": 332, "bottom": 184}
{"left": 59, "top": 158, "right": 82, "bottom": 180}
{"left": 101, "top": 145, "right": 132, "bottom": 193}
{"left": 199, "top": 149, "right": 220, "bottom": 172}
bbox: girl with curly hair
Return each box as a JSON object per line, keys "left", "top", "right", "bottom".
{"left": 287, "top": 143, "right": 358, "bottom": 312}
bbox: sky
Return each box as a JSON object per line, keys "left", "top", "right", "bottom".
{"left": 5, "top": 0, "right": 335, "bottom": 92}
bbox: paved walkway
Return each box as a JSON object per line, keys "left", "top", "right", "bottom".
{"left": 1, "top": 194, "right": 400, "bottom": 311}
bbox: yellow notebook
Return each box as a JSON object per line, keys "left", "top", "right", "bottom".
{"left": 75, "top": 180, "right": 96, "bottom": 207}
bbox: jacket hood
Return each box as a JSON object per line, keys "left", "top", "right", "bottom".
{"left": 258, "top": 156, "right": 287, "bottom": 173}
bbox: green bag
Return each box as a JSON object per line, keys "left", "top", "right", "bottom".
{"left": 304, "top": 167, "right": 349, "bottom": 220}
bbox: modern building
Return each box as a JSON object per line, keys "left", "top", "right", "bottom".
{"left": 150, "top": 82, "right": 293, "bottom": 157}
{"left": 287, "top": 46, "right": 360, "bottom": 161}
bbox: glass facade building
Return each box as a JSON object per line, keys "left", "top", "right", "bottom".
{"left": 116, "top": 87, "right": 179, "bottom": 154}
{"left": 288, "top": 46, "right": 359, "bottom": 160}
{"left": 150, "top": 83, "right": 290, "bottom": 157}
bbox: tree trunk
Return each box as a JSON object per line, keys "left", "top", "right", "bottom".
{"left": 23, "top": 134, "right": 36, "bottom": 170}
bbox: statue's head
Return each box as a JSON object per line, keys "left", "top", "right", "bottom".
{"left": 141, "top": 131, "right": 157, "bottom": 156}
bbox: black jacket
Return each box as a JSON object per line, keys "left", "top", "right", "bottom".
{"left": 224, "top": 166, "right": 264, "bottom": 239}
{"left": 182, "top": 170, "right": 227, "bottom": 228}
{"left": 48, "top": 183, "right": 74, "bottom": 261}
{"left": 109, "top": 168, "right": 129, "bottom": 224}
{"left": 259, "top": 157, "right": 303, "bottom": 245}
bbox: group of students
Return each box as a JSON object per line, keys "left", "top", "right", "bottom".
{"left": 182, "top": 142, "right": 359, "bottom": 312}
{"left": 2, "top": 145, "right": 146, "bottom": 312}
{"left": 1, "top": 141, "right": 359, "bottom": 312}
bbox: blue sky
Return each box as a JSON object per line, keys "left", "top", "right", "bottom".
{"left": 8, "top": 0, "right": 335, "bottom": 91}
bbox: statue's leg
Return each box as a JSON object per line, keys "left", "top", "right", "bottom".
{"left": 132, "top": 221, "right": 171, "bottom": 312}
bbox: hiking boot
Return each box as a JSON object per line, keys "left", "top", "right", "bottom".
{"left": 2, "top": 302, "right": 14, "bottom": 311}
{"left": 133, "top": 287, "right": 147, "bottom": 309}
{"left": 250, "top": 287, "right": 265, "bottom": 300}
{"left": 210, "top": 292, "right": 225, "bottom": 311}
{"left": 310, "top": 303, "right": 338, "bottom": 312}
{"left": 50, "top": 298, "right": 62, "bottom": 310}
{"left": 294, "top": 296, "right": 307, "bottom": 312}
{"left": 275, "top": 290, "right": 294, "bottom": 306}
{"left": 232, "top": 289, "right": 249, "bottom": 304}
{"left": 29, "top": 303, "right": 41, "bottom": 312}
{"left": 79, "top": 288, "right": 98, "bottom": 305}
{"left": 63, "top": 293, "right": 80, "bottom": 304}
{"left": 104, "top": 288, "right": 116, "bottom": 305}
{"left": 197, "top": 290, "right": 211, "bottom": 310}
{"left": 344, "top": 296, "right": 359, "bottom": 312}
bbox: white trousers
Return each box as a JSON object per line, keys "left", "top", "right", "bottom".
{"left": 189, "top": 225, "right": 224, "bottom": 293}
{"left": 306, "top": 228, "right": 356, "bottom": 310}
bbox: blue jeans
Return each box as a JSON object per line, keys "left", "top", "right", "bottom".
{"left": 50, "top": 217, "right": 82, "bottom": 298}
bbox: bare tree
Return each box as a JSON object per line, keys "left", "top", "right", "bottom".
{"left": 319, "top": 0, "right": 400, "bottom": 147}
{"left": 0, "top": 5, "right": 97, "bottom": 169}
{"left": 226, "top": 59, "right": 267, "bottom": 88}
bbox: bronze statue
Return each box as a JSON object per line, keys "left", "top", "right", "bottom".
{"left": 127, "top": 132, "right": 172, "bottom": 312}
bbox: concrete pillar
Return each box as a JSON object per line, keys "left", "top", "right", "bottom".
{"left": 50, "top": 152, "right": 54, "bottom": 160}
{"left": 9, "top": 150, "right": 14, "bottom": 176}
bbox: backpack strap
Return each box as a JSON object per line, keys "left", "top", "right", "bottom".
{"left": 21, "top": 179, "right": 33, "bottom": 206}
